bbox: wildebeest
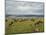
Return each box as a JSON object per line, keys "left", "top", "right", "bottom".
{"left": 9, "top": 22, "right": 13, "bottom": 26}
{"left": 34, "top": 20, "right": 44, "bottom": 25}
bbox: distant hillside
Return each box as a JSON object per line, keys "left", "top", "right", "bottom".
{"left": 5, "top": 15, "right": 44, "bottom": 17}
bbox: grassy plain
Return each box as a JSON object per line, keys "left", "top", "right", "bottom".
{"left": 5, "top": 17, "right": 44, "bottom": 34}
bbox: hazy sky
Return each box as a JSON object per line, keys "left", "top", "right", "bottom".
{"left": 6, "top": 0, "right": 44, "bottom": 15}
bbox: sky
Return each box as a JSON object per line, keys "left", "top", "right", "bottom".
{"left": 6, "top": 0, "right": 44, "bottom": 15}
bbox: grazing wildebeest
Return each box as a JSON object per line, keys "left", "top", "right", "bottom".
{"left": 9, "top": 22, "right": 13, "bottom": 26}
{"left": 34, "top": 20, "right": 44, "bottom": 26}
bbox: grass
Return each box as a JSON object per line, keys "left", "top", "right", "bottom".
{"left": 5, "top": 17, "right": 44, "bottom": 34}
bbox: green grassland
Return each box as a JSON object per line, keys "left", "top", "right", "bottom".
{"left": 5, "top": 17, "right": 44, "bottom": 34}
